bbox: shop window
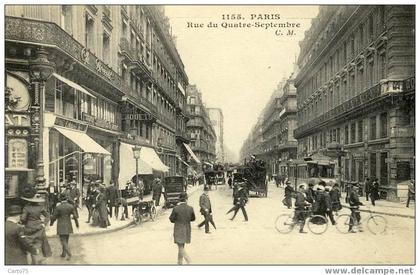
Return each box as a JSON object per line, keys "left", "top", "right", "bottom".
{"left": 380, "top": 152, "right": 388, "bottom": 185}
{"left": 380, "top": 113, "right": 388, "bottom": 138}
{"left": 370, "top": 153, "right": 377, "bottom": 179}
{"left": 85, "top": 13, "right": 95, "bottom": 49}
{"left": 370, "top": 116, "right": 377, "bottom": 140}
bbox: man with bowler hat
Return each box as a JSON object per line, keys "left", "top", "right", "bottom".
{"left": 169, "top": 192, "right": 195, "bottom": 265}
{"left": 198, "top": 185, "right": 216, "bottom": 233}
{"left": 6, "top": 205, "right": 30, "bottom": 265}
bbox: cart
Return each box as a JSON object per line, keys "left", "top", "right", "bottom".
{"left": 163, "top": 176, "right": 186, "bottom": 208}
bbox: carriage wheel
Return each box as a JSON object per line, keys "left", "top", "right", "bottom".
{"left": 150, "top": 205, "right": 157, "bottom": 221}
{"left": 133, "top": 208, "right": 141, "bottom": 225}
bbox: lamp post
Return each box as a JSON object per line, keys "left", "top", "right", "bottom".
{"left": 132, "top": 145, "right": 141, "bottom": 198}
{"left": 29, "top": 47, "right": 55, "bottom": 189}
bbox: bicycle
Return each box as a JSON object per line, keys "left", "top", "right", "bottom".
{"left": 275, "top": 207, "right": 329, "bottom": 234}
{"left": 133, "top": 200, "right": 157, "bottom": 225}
{"left": 335, "top": 205, "right": 387, "bottom": 234}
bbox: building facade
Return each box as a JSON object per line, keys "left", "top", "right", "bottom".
{"left": 5, "top": 5, "right": 190, "bottom": 205}
{"left": 240, "top": 76, "right": 298, "bottom": 176}
{"left": 207, "top": 108, "right": 224, "bottom": 163}
{"left": 294, "top": 6, "right": 415, "bottom": 200}
{"left": 186, "top": 85, "right": 217, "bottom": 168}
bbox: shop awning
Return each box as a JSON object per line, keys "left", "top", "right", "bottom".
{"left": 118, "top": 142, "right": 153, "bottom": 189}
{"left": 53, "top": 73, "right": 96, "bottom": 98}
{"left": 177, "top": 156, "right": 190, "bottom": 167}
{"left": 54, "top": 127, "right": 110, "bottom": 155}
{"left": 140, "top": 147, "right": 170, "bottom": 172}
{"left": 183, "top": 143, "right": 201, "bottom": 164}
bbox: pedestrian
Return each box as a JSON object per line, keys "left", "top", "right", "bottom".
{"left": 348, "top": 184, "right": 364, "bottom": 233}
{"left": 305, "top": 183, "right": 315, "bottom": 204}
{"left": 85, "top": 182, "right": 98, "bottom": 223}
{"left": 152, "top": 178, "right": 163, "bottom": 206}
{"left": 6, "top": 205, "right": 31, "bottom": 265}
{"left": 406, "top": 180, "right": 415, "bottom": 208}
{"left": 20, "top": 190, "right": 52, "bottom": 264}
{"left": 169, "top": 192, "right": 195, "bottom": 265}
{"left": 227, "top": 185, "right": 249, "bottom": 221}
{"left": 50, "top": 193, "right": 79, "bottom": 261}
{"left": 294, "top": 184, "right": 311, "bottom": 233}
{"left": 198, "top": 185, "right": 216, "bottom": 233}
{"left": 370, "top": 178, "right": 380, "bottom": 206}
{"left": 106, "top": 183, "right": 118, "bottom": 218}
{"left": 228, "top": 176, "right": 233, "bottom": 189}
{"left": 68, "top": 179, "right": 81, "bottom": 207}
{"left": 96, "top": 185, "right": 110, "bottom": 228}
{"left": 324, "top": 186, "right": 336, "bottom": 225}
{"left": 283, "top": 182, "right": 294, "bottom": 209}
{"left": 329, "top": 183, "right": 342, "bottom": 212}
{"left": 313, "top": 185, "right": 328, "bottom": 224}
{"left": 364, "top": 178, "right": 371, "bottom": 201}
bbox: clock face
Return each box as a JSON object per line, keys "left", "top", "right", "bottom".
{"left": 6, "top": 74, "right": 30, "bottom": 111}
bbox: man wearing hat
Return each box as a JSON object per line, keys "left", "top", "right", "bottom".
{"left": 152, "top": 178, "right": 163, "bottom": 206}
{"left": 50, "top": 193, "right": 79, "bottom": 260}
{"left": 324, "top": 186, "right": 336, "bottom": 225}
{"left": 6, "top": 205, "right": 30, "bottom": 264}
{"left": 284, "top": 181, "right": 294, "bottom": 209}
{"left": 169, "top": 192, "right": 196, "bottom": 265}
{"left": 20, "top": 190, "right": 51, "bottom": 264}
{"left": 294, "top": 184, "right": 311, "bottom": 233}
{"left": 348, "top": 183, "right": 364, "bottom": 233}
{"left": 227, "top": 184, "right": 249, "bottom": 221}
{"left": 198, "top": 185, "right": 216, "bottom": 233}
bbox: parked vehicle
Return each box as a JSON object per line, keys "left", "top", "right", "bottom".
{"left": 163, "top": 176, "right": 186, "bottom": 208}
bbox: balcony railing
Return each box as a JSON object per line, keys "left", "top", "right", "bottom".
{"left": 294, "top": 78, "right": 414, "bottom": 138}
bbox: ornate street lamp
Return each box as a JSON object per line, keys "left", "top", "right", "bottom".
{"left": 132, "top": 145, "right": 142, "bottom": 198}
{"left": 29, "top": 47, "right": 55, "bottom": 188}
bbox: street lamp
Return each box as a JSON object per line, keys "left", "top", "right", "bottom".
{"left": 132, "top": 145, "right": 141, "bottom": 198}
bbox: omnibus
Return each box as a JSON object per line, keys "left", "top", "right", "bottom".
{"left": 290, "top": 159, "right": 337, "bottom": 188}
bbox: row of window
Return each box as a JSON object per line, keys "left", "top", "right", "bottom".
{"left": 305, "top": 112, "right": 388, "bottom": 151}
{"left": 343, "top": 152, "right": 388, "bottom": 185}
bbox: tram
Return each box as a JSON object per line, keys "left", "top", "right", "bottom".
{"left": 289, "top": 158, "right": 337, "bottom": 187}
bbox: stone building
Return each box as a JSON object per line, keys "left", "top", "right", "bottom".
{"left": 240, "top": 76, "right": 298, "bottom": 176}
{"left": 5, "top": 5, "right": 190, "bottom": 205}
{"left": 186, "top": 85, "right": 217, "bottom": 170}
{"left": 294, "top": 6, "right": 415, "bottom": 200}
{"left": 207, "top": 108, "right": 224, "bottom": 163}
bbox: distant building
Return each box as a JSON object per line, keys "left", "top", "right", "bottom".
{"left": 207, "top": 108, "right": 224, "bottom": 163}
{"left": 186, "top": 85, "right": 216, "bottom": 169}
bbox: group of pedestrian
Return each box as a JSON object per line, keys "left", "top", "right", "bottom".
{"left": 84, "top": 181, "right": 111, "bottom": 228}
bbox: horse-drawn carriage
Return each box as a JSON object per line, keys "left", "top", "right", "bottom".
{"left": 237, "top": 158, "right": 268, "bottom": 197}
{"left": 163, "top": 176, "right": 187, "bottom": 208}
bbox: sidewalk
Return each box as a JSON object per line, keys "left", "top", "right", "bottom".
{"left": 340, "top": 196, "right": 415, "bottom": 219}
{"left": 46, "top": 183, "right": 202, "bottom": 237}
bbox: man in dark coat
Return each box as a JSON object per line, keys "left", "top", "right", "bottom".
{"left": 227, "top": 185, "right": 249, "bottom": 221}
{"left": 370, "top": 178, "right": 380, "bottom": 206}
{"left": 152, "top": 178, "right": 163, "bottom": 206}
{"left": 198, "top": 185, "right": 216, "bottom": 233}
{"left": 106, "top": 183, "right": 118, "bottom": 218}
{"left": 324, "top": 186, "right": 336, "bottom": 225}
{"left": 6, "top": 205, "right": 29, "bottom": 265}
{"left": 406, "top": 180, "right": 415, "bottom": 208}
{"left": 329, "top": 183, "right": 342, "bottom": 212}
{"left": 305, "top": 183, "right": 315, "bottom": 204}
{"left": 85, "top": 183, "right": 98, "bottom": 223}
{"left": 364, "top": 178, "right": 371, "bottom": 201}
{"left": 50, "top": 193, "right": 79, "bottom": 260}
{"left": 348, "top": 184, "right": 363, "bottom": 233}
{"left": 284, "top": 182, "right": 294, "bottom": 209}
{"left": 294, "top": 184, "right": 311, "bottom": 233}
{"left": 169, "top": 192, "right": 195, "bottom": 265}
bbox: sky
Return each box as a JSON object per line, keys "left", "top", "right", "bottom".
{"left": 165, "top": 5, "right": 319, "bottom": 162}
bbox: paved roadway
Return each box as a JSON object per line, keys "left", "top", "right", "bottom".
{"left": 45, "top": 183, "right": 414, "bottom": 265}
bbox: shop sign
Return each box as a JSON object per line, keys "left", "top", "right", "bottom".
{"left": 5, "top": 113, "right": 30, "bottom": 127}
{"left": 124, "top": 113, "right": 153, "bottom": 121}
{"left": 8, "top": 139, "right": 28, "bottom": 168}
{"left": 82, "top": 112, "right": 120, "bottom": 131}
{"left": 55, "top": 117, "right": 87, "bottom": 132}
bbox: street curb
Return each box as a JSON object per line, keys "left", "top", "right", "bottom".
{"left": 47, "top": 185, "right": 203, "bottom": 238}
{"left": 341, "top": 205, "right": 415, "bottom": 219}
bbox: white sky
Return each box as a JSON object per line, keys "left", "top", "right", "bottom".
{"left": 165, "top": 5, "right": 319, "bottom": 162}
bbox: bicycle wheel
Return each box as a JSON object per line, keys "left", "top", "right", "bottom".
{"left": 150, "top": 205, "right": 157, "bottom": 221}
{"left": 367, "top": 215, "right": 387, "bottom": 235}
{"left": 133, "top": 208, "right": 141, "bottom": 225}
{"left": 307, "top": 215, "right": 328, "bottom": 234}
{"left": 335, "top": 214, "right": 353, "bottom": 234}
{"left": 275, "top": 214, "right": 295, "bottom": 234}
